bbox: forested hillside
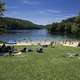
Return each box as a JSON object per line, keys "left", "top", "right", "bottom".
{"left": 47, "top": 15, "right": 80, "bottom": 35}
{"left": 0, "top": 17, "right": 43, "bottom": 30}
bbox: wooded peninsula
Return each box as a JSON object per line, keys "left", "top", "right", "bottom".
{"left": 47, "top": 15, "right": 80, "bottom": 35}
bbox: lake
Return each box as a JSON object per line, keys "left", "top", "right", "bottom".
{"left": 0, "top": 29, "right": 80, "bottom": 42}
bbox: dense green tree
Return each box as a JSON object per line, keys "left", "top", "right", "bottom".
{"left": 56, "top": 23, "right": 65, "bottom": 33}
{"left": 65, "top": 22, "right": 72, "bottom": 33}
{"left": 0, "top": 0, "right": 5, "bottom": 17}
{"left": 0, "top": 28, "right": 7, "bottom": 33}
{"left": 75, "top": 16, "right": 80, "bottom": 24}
{"left": 0, "top": 0, "right": 6, "bottom": 26}
{"left": 48, "top": 23, "right": 58, "bottom": 33}
{"left": 71, "top": 23, "right": 80, "bottom": 34}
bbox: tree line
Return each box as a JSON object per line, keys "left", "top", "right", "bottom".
{"left": 47, "top": 15, "right": 80, "bottom": 35}
{"left": 0, "top": 17, "right": 43, "bottom": 30}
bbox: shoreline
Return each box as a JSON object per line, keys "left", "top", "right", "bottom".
{"left": 0, "top": 40, "right": 80, "bottom": 47}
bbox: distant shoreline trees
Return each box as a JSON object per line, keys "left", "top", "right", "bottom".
{"left": 47, "top": 15, "right": 80, "bottom": 35}
{"left": 0, "top": 17, "right": 43, "bottom": 30}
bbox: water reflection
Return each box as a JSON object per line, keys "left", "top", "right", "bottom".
{"left": 0, "top": 29, "right": 80, "bottom": 42}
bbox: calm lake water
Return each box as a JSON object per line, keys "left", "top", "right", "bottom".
{"left": 0, "top": 29, "right": 80, "bottom": 42}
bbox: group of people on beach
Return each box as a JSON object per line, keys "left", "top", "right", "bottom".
{"left": 16, "top": 39, "right": 80, "bottom": 47}
{"left": 61, "top": 40, "right": 80, "bottom": 47}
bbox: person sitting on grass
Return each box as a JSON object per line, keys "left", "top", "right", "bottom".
{"left": 27, "top": 48, "right": 33, "bottom": 52}
{"left": 21, "top": 48, "right": 33, "bottom": 52}
{"left": 42, "top": 45, "right": 48, "bottom": 48}
{"left": 37, "top": 48, "right": 43, "bottom": 53}
{"left": 21, "top": 47, "right": 27, "bottom": 52}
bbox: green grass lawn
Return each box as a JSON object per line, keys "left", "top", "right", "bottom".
{"left": 0, "top": 45, "right": 80, "bottom": 80}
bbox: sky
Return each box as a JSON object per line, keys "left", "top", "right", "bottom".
{"left": 4, "top": 0, "right": 80, "bottom": 25}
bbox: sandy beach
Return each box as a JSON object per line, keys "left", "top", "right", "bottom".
{"left": 0, "top": 40, "right": 80, "bottom": 47}
{"left": 14, "top": 40, "right": 80, "bottom": 47}
{"left": 16, "top": 40, "right": 51, "bottom": 46}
